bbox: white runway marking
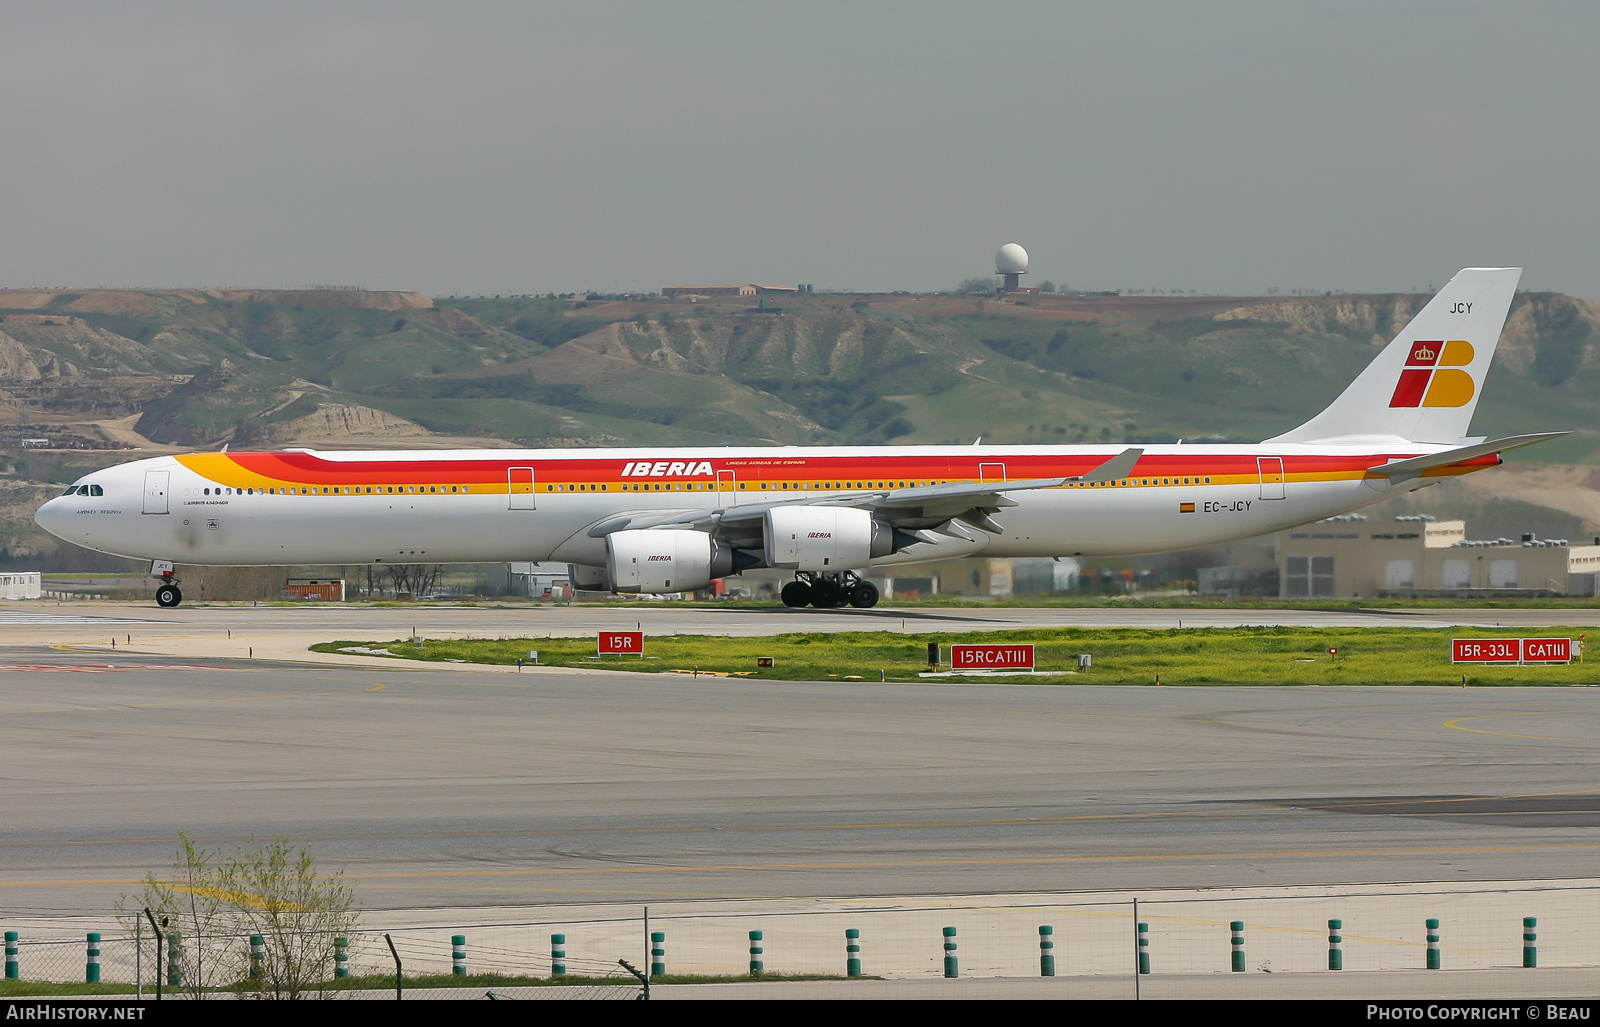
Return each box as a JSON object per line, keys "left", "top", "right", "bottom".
{"left": 0, "top": 663, "right": 232, "bottom": 672}
{"left": 0, "top": 611, "right": 159, "bottom": 625}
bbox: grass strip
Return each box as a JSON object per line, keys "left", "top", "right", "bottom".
{"left": 0, "top": 981, "right": 141, "bottom": 996}
{"left": 330, "top": 971, "right": 862, "bottom": 989}
{"left": 0, "top": 972, "right": 862, "bottom": 997}
{"left": 313, "top": 625, "right": 1598, "bottom": 686}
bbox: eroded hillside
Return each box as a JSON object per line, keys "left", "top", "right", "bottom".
{"left": 3, "top": 284, "right": 1599, "bottom": 568}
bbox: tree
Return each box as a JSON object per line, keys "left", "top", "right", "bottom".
{"left": 215, "top": 840, "right": 361, "bottom": 999}
{"left": 117, "top": 835, "right": 235, "bottom": 1000}
{"left": 954, "top": 277, "right": 994, "bottom": 295}
{"left": 385, "top": 563, "right": 443, "bottom": 599}
{"left": 120, "top": 835, "right": 362, "bottom": 1000}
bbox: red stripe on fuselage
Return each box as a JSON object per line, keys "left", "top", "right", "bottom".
{"left": 214, "top": 448, "right": 1454, "bottom": 487}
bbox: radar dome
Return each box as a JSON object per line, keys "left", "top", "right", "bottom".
{"left": 995, "top": 243, "right": 1029, "bottom": 274}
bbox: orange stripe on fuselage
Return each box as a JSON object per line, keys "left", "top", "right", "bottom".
{"left": 174, "top": 449, "right": 1496, "bottom": 492}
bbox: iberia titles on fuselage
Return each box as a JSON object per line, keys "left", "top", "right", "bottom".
{"left": 33, "top": 268, "right": 1567, "bottom": 609}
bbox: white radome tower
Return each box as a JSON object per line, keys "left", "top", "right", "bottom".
{"left": 995, "top": 243, "right": 1029, "bottom": 292}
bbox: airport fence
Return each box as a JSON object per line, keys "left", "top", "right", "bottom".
{"left": 3, "top": 884, "right": 1598, "bottom": 999}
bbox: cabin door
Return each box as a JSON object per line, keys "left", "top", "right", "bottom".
{"left": 142, "top": 470, "right": 169, "bottom": 514}
{"left": 508, "top": 466, "right": 537, "bottom": 509}
{"left": 1257, "top": 457, "right": 1286, "bottom": 500}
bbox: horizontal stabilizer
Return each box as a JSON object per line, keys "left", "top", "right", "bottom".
{"left": 1367, "top": 432, "right": 1569, "bottom": 483}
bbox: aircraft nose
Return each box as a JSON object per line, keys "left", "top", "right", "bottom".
{"left": 34, "top": 497, "right": 71, "bottom": 540}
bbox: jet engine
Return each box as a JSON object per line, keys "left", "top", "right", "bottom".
{"left": 605, "top": 528, "right": 737, "bottom": 594}
{"left": 763, "top": 507, "right": 913, "bottom": 571}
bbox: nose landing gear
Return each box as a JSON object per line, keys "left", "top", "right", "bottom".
{"left": 780, "top": 571, "right": 880, "bottom": 609}
{"left": 150, "top": 560, "right": 182, "bottom": 608}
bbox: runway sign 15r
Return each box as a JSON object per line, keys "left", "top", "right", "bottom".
{"left": 1452, "top": 638, "right": 1575, "bottom": 664}
{"left": 950, "top": 643, "right": 1035, "bottom": 671}
{"left": 598, "top": 631, "right": 644, "bottom": 655}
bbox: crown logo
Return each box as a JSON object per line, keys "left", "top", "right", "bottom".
{"left": 1392, "top": 339, "right": 1474, "bottom": 409}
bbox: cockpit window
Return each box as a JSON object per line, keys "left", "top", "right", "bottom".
{"left": 89, "top": 484, "right": 103, "bottom": 496}
{"left": 61, "top": 485, "right": 80, "bottom": 496}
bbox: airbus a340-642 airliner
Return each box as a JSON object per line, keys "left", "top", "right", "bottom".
{"left": 34, "top": 267, "right": 1563, "bottom": 609}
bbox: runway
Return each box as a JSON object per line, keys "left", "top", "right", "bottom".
{"left": 2, "top": 643, "right": 1598, "bottom": 915}
{"left": 4, "top": 598, "right": 1598, "bottom": 641}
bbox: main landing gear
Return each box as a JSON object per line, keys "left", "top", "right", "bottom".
{"left": 781, "top": 571, "right": 880, "bottom": 609}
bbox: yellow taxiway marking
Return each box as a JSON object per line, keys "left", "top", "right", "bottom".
{"left": 166, "top": 884, "right": 309, "bottom": 911}
{"left": 5, "top": 788, "right": 1596, "bottom": 849}
{"left": 1444, "top": 711, "right": 1600, "bottom": 743}
{"left": 9, "top": 840, "right": 1600, "bottom": 890}
{"left": 327, "top": 841, "right": 1600, "bottom": 880}
{"left": 0, "top": 680, "right": 385, "bottom": 716}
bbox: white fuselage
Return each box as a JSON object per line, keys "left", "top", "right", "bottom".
{"left": 34, "top": 441, "right": 1468, "bottom": 571}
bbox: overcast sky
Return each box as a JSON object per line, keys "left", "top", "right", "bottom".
{"left": 1, "top": 1, "right": 1596, "bottom": 298}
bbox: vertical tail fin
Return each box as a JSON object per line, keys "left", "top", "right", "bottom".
{"left": 1268, "top": 267, "right": 1522, "bottom": 444}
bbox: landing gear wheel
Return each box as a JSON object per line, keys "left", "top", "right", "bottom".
{"left": 849, "top": 581, "right": 880, "bottom": 609}
{"left": 155, "top": 584, "right": 182, "bottom": 608}
{"left": 809, "top": 580, "right": 845, "bottom": 608}
{"left": 780, "top": 582, "right": 812, "bottom": 608}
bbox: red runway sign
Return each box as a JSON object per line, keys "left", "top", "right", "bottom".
{"left": 1452, "top": 638, "right": 1574, "bottom": 664}
{"left": 950, "top": 643, "right": 1035, "bottom": 671}
{"left": 1522, "top": 638, "right": 1574, "bottom": 663}
{"left": 597, "top": 631, "right": 644, "bottom": 655}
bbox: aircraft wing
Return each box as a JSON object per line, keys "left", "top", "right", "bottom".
{"left": 588, "top": 448, "right": 1144, "bottom": 539}
{"left": 1366, "top": 432, "right": 1569, "bottom": 483}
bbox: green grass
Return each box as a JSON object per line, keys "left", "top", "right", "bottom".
{"left": 312, "top": 626, "right": 1599, "bottom": 686}
{"left": 0, "top": 971, "right": 858, "bottom": 997}
{"left": 330, "top": 971, "right": 859, "bottom": 990}
{"left": 0, "top": 980, "right": 140, "bottom": 996}
{"left": 884, "top": 595, "right": 1600, "bottom": 610}
{"left": 301, "top": 595, "right": 1600, "bottom": 611}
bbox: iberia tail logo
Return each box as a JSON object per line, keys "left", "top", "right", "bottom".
{"left": 1389, "top": 339, "right": 1475, "bottom": 408}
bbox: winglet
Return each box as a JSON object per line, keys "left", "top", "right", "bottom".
{"left": 1072, "top": 448, "right": 1144, "bottom": 484}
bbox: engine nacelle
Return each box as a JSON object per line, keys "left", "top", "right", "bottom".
{"left": 605, "top": 529, "right": 735, "bottom": 594}
{"left": 763, "top": 506, "right": 899, "bottom": 571}
{"left": 567, "top": 563, "right": 608, "bottom": 591}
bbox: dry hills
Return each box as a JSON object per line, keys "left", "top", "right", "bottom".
{"left": 2, "top": 284, "right": 1598, "bottom": 568}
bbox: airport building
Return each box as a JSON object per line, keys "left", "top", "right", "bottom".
{"left": 661, "top": 284, "right": 801, "bottom": 299}
{"left": 1275, "top": 515, "right": 1600, "bottom": 598}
